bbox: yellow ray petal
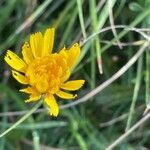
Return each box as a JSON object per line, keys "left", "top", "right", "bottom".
{"left": 61, "top": 80, "right": 85, "bottom": 91}
{"left": 22, "top": 42, "right": 34, "bottom": 64}
{"left": 25, "top": 94, "right": 41, "bottom": 103}
{"left": 42, "top": 28, "right": 55, "bottom": 56}
{"left": 12, "top": 71, "right": 28, "bottom": 84}
{"left": 5, "top": 50, "right": 27, "bottom": 73}
{"left": 67, "top": 43, "right": 80, "bottom": 68}
{"left": 59, "top": 47, "right": 68, "bottom": 59}
{"left": 60, "top": 69, "right": 70, "bottom": 83}
{"left": 20, "top": 87, "right": 41, "bottom": 102}
{"left": 20, "top": 86, "right": 38, "bottom": 94}
{"left": 56, "top": 90, "right": 77, "bottom": 99}
{"left": 30, "top": 32, "right": 43, "bottom": 57}
{"left": 44, "top": 94, "right": 59, "bottom": 117}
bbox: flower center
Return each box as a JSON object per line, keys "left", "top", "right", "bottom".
{"left": 26, "top": 53, "right": 68, "bottom": 94}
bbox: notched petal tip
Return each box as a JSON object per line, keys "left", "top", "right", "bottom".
{"left": 49, "top": 110, "right": 58, "bottom": 117}
{"left": 73, "top": 43, "right": 79, "bottom": 47}
{"left": 30, "top": 31, "right": 43, "bottom": 57}
{"left": 61, "top": 80, "right": 85, "bottom": 91}
{"left": 67, "top": 43, "right": 80, "bottom": 68}
{"left": 5, "top": 50, "right": 27, "bottom": 73}
{"left": 43, "top": 27, "right": 55, "bottom": 56}
{"left": 12, "top": 70, "right": 28, "bottom": 84}
{"left": 24, "top": 96, "right": 40, "bottom": 103}
{"left": 25, "top": 99, "right": 31, "bottom": 103}
{"left": 22, "top": 42, "right": 33, "bottom": 64}
{"left": 56, "top": 90, "right": 77, "bottom": 99}
{"left": 21, "top": 87, "right": 41, "bottom": 103}
{"left": 19, "top": 88, "right": 29, "bottom": 93}
{"left": 44, "top": 94, "right": 59, "bottom": 117}
{"left": 46, "top": 27, "right": 55, "bottom": 33}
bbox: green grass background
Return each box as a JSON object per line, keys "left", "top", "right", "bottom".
{"left": 0, "top": 0, "right": 150, "bottom": 149}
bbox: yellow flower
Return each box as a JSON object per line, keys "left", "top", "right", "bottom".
{"left": 5, "top": 28, "right": 85, "bottom": 117}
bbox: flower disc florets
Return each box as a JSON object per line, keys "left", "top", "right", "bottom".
{"left": 26, "top": 54, "right": 68, "bottom": 94}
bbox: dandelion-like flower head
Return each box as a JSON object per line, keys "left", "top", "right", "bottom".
{"left": 5, "top": 28, "right": 85, "bottom": 116}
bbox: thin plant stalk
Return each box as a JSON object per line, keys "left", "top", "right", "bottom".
{"left": 0, "top": 100, "right": 43, "bottom": 138}
{"left": 126, "top": 54, "right": 143, "bottom": 131}
{"left": 89, "top": 0, "right": 103, "bottom": 74}
{"left": 145, "top": 48, "right": 150, "bottom": 112}
{"left": 106, "top": 112, "right": 150, "bottom": 150}
{"left": 76, "top": 0, "right": 87, "bottom": 39}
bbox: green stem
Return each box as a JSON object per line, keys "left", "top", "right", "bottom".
{"left": 0, "top": 100, "right": 43, "bottom": 138}
{"left": 76, "top": 0, "right": 87, "bottom": 39}
{"left": 145, "top": 48, "right": 150, "bottom": 110}
{"left": 89, "top": 0, "right": 102, "bottom": 74}
{"left": 126, "top": 54, "right": 143, "bottom": 131}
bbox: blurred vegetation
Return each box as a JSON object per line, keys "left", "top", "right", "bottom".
{"left": 0, "top": 0, "right": 150, "bottom": 150}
